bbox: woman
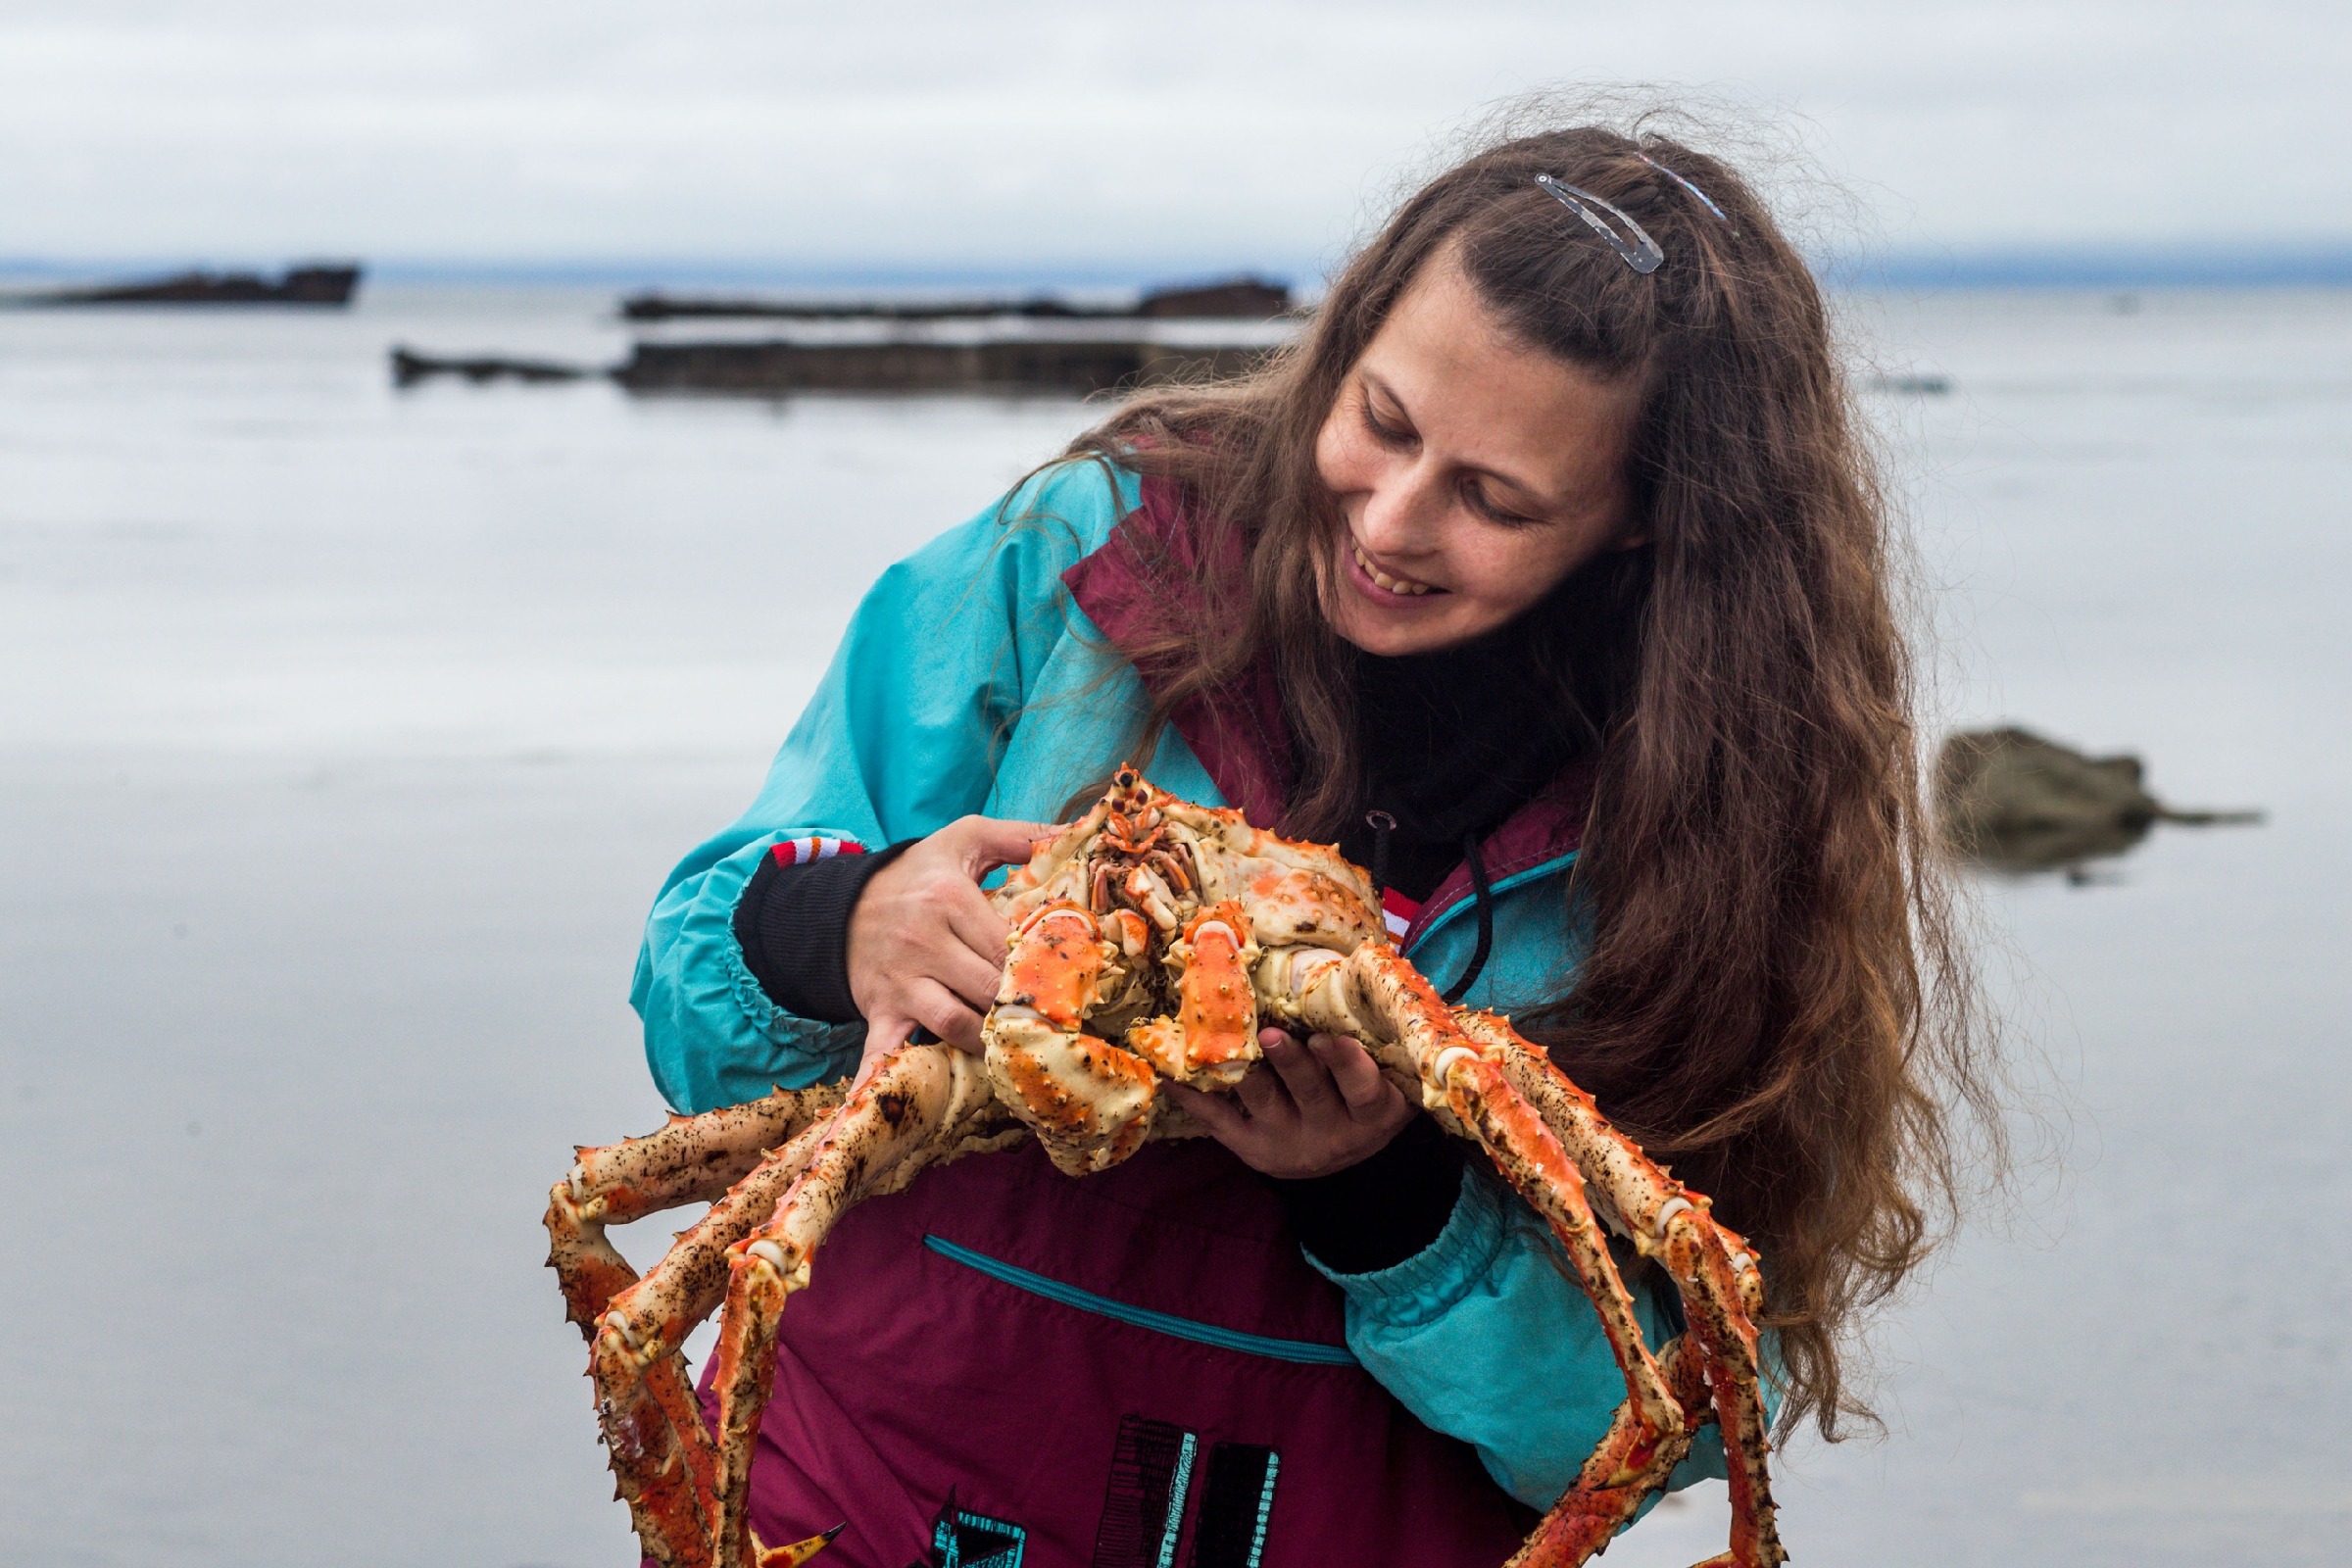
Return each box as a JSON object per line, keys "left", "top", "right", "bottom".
{"left": 635, "top": 121, "right": 1988, "bottom": 1567}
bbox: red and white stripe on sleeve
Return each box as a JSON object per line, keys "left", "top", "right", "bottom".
{"left": 767, "top": 836, "right": 866, "bottom": 868}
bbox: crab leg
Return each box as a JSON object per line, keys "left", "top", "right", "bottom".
{"left": 546, "top": 1085, "right": 847, "bottom": 1333}
{"left": 1504, "top": 1337, "right": 1717, "bottom": 1567}
{"left": 587, "top": 1109, "right": 849, "bottom": 1568}
{"left": 544, "top": 1088, "right": 848, "bottom": 1568}
{"left": 1463, "top": 1014, "right": 1786, "bottom": 1568}
{"left": 1659, "top": 1208, "right": 1779, "bottom": 1568}
{"left": 1260, "top": 946, "right": 1689, "bottom": 1543}
{"left": 709, "top": 1043, "right": 1003, "bottom": 1568}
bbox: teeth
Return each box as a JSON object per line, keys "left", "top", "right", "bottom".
{"left": 1353, "top": 540, "right": 1435, "bottom": 596}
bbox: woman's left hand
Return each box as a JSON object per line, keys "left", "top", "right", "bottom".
{"left": 1164, "top": 1028, "right": 1416, "bottom": 1179}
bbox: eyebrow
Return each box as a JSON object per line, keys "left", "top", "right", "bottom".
{"left": 1361, "top": 370, "right": 1562, "bottom": 513}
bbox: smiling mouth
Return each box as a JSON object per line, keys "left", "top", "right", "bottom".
{"left": 1351, "top": 539, "right": 1441, "bottom": 597}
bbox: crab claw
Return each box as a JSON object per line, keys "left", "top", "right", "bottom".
{"left": 982, "top": 900, "right": 1157, "bottom": 1174}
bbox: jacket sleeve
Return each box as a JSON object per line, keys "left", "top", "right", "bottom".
{"left": 629, "top": 461, "right": 1132, "bottom": 1115}
{"left": 1306, "top": 1163, "right": 1762, "bottom": 1512}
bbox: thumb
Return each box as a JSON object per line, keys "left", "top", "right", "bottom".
{"left": 960, "top": 817, "right": 1058, "bottom": 874}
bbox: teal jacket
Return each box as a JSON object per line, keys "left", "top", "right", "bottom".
{"left": 632, "top": 458, "right": 1735, "bottom": 1508}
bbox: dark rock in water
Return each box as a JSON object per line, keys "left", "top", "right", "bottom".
{"left": 1935, "top": 726, "right": 2261, "bottom": 874}
{"left": 610, "top": 338, "right": 1270, "bottom": 396}
{"left": 23, "top": 264, "right": 360, "bottom": 307}
{"left": 390, "top": 346, "right": 590, "bottom": 386}
{"left": 618, "top": 274, "right": 1291, "bottom": 323}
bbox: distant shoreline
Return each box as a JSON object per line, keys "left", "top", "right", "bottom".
{"left": 4, "top": 246, "right": 2352, "bottom": 295}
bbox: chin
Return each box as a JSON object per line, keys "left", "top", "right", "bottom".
{"left": 1334, "top": 607, "right": 1473, "bottom": 657}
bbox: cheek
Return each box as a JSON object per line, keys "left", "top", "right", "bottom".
{"left": 1314, "top": 412, "right": 1376, "bottom": 497}
{"left": 1452, "top": 528, "right": 1593, "bottom": 615}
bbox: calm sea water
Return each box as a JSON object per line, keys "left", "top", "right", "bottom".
{"left": 3, "top": 284, "right": 2346, "bottom": 1566}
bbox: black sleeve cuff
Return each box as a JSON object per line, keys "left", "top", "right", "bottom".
{"left": 1271, "top": 1111, "right": 1466, "bottom": 1277}
{"left": 731, "top": 841, "right": 912, "bottom": 1024}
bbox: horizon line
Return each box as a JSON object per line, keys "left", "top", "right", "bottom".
{"left": 4, "top": 242, "right": 2352, "bottom": 291}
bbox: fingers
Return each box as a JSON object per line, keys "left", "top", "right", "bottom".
{"left": 1162, "top": 1081, "right": 1246, "bottom": 1137}
{"left": 1309, "top": 1034, "right": 1399, "bottom": 1118}
{"left": 936, "top": 926, "right": 1010, "bottom": 1013}
{"left": 854, "top": 1018, "right": 910, "bottom": 1086}
{"left": 848, "top": 818, "right": 1039, "bottom": 1054}
{"left": 903, "top": 976, "right": 985, "bottom": 1054}
{"left": 1234, "top": 1059, "right": 1291, "bottom": 1120}
{"left": 951, "top": 814, "right": 1060, "bottom": 875}
{"left": 942, "top": 887, "right": 1012, "bottom": 985}
{"left": 1264, "top": 1030, "right": 1340, "bottom": 1112}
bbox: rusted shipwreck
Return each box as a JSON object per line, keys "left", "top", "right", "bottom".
{"left": 20, "top": 264, "right": 360, "bottom": 307}
{"left": 394, "top": 276, "right": 1295, "bottom": 396}
{"left": 617, "top": 275, "right": 1289, "bottom": 323}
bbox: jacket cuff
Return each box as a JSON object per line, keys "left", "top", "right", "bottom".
{"left": 731, "top": 838, "right": 910, "bottom": 1024}
{"left": 1302, "top": 1160, "right": 1515, "bottom": 1326}
{"left": 1274, "top": 1112, "right": 1467, "bottom": 1277}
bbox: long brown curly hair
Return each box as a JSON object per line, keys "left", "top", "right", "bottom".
{"left": 1056, "top": 117, "right": 2000, "bottom": 1442}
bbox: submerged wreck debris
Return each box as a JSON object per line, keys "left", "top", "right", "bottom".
{"left": 608, "top": 337, "right": 1269, "bottom": 395}
{"left": 390, "top": 336, "right": 1275, "bottom": 396}
{"left": 390, "top": 346, "right": 590, "bottom": 385}
{"left": 17, "top": 264, "right": 360, "bottom": 307}
{"left": 394, "top": 278, "right": 1295, "bottom": 395}
{"left": 1935, "top": 726, "right": 2262, "bottom": 875}
{"left": 618, "top": 274, "right": 1291, "bottom": 322}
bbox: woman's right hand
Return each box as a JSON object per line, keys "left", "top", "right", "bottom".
{"left": 847, "top": 814, "right": 1053, "bottom": 1080}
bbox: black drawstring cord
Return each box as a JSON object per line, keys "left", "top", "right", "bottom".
{"left": 1443, "top": 831, "right": 1494, "bottom": 1003}
{"left": 1364, "top": 809, "right": 1396, "bottom": 899}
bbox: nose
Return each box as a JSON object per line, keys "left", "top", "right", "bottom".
{"left": 1353, "top": 454, "right": 1448, "bottom": 558}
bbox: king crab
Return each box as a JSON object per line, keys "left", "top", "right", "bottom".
{"left": 546, "top": 769, "right": 1785, "bottom": 1568}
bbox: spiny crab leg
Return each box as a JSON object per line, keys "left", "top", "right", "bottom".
{"left": 546, "top": 1085, "right": 848, "bottom": 1568}
{"left": 1267, "top": 942, "right": 1783, "bottom": 1567}
{"left": 710, "top": 1044, "right": 1003, "bottom": 1568}
{"left": 1288, "top": 951, "right": 1688, "bottom": 1478}
{"left": 546, "top": 1085, "right": 846, "bottom": 1332}
{"left": 1462, "top": 1017, "right": 1784, "bottom": 1568}
{"left": 1504, "top": 1337, "right": 1717, "bottom": 1568}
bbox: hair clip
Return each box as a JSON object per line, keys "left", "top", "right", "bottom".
{"left": 1636, "top": 153, "right": 1735, "bottom": 230}
{"left": 1534, "top": 173, "right": 1663, "bottom": 274}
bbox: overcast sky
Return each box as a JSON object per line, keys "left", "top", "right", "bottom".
{"left": 2, "top": 0, "right": 2346, "bottom": 276}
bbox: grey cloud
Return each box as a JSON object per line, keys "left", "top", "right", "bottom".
{"left": 0, "top": 0, "right": 2344, "bottom": 270}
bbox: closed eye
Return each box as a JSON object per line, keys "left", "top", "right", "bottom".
{"left": 1358, "top": 391, "right": 1415, "bottom": 450}
{"left": 1461, "top": 477, "right": 1539, "bottom": 527}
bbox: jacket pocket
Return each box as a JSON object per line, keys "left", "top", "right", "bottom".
{"left": 923, "top": 1234, "right": 1358, "bottom": 1366}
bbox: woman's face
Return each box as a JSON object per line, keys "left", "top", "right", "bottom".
{"left": 1314, "top": 248, "right": 1644, "bottom": 657}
